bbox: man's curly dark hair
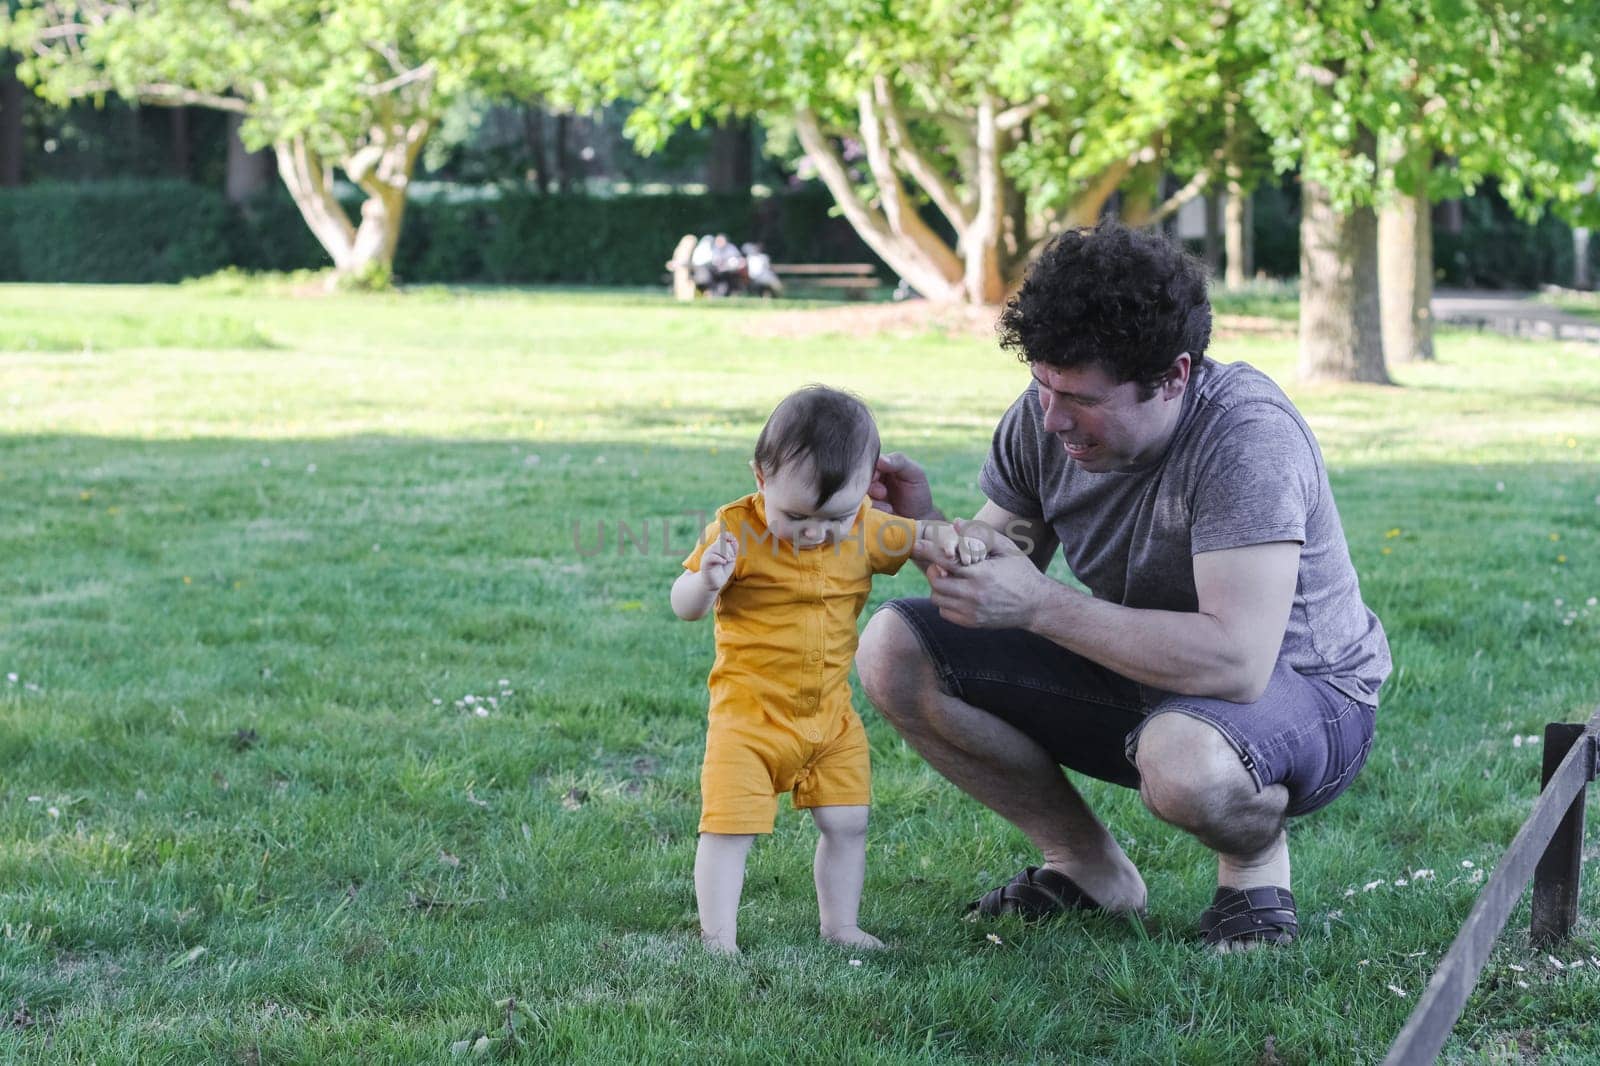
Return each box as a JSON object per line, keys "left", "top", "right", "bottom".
{"left": 997, "top": 221, "right": 1211, "bottom": 398}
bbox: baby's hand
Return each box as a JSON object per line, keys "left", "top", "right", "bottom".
{"left": 956, "top": 535, "right": 988, "bottom": 566}
{"left": 920, "top": 522, "right": 989, "bottom": 567}
{"left": 699, "top": 531, "right": 740, "bottom": 591}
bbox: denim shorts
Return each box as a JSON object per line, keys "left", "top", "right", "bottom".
{"left": 881, "top": 598, "right": 1376, "bottom": 817}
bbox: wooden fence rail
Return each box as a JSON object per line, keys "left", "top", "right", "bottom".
{"left": 1383, "top": 707, "right": 1600, "bottom": 1065}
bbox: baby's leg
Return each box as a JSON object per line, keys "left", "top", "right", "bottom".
{"left": 811, "top": 805, "right": 883, "bottom": 948}
{"left": 695, "top": 832, "right": 755, "bottom": 954}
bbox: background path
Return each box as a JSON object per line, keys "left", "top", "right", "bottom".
{"left": 1433, "top": 289, "right": 1600, "bottom": 343}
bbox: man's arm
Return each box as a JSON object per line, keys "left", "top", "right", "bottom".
{"left": 922, "top": 538, "right": 1300, "bottom": 703}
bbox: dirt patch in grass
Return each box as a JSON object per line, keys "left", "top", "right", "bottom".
{"left": 740, "top": 301, "right": 1293, "bottom": 341}
{"left": 741, "top": 301, "right": 1001, "bottom": 340}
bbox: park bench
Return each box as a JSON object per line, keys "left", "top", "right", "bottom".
{"left": 769, "top": 262, "right": 885, "bottom": 300}
{"left": 664, "top": 233, "right": 887, "bottom": 301}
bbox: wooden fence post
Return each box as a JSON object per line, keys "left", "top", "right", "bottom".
{"left": 1532, "top": 723, "right": 1593, "bottom": 947}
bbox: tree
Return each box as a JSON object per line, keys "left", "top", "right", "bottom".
{"left": 3, "top": 0, "right": 561, "bottom": 285}
{"left": 1245, "top": 0, "right": 1600, "bottom": 379}
{"left": 565, "top": 0, "right": 1224, "bottom": 305}
{"left": 0, "top": 50, "right": 22, "bottom": 186}
{"left": 1371, "top": 0, "right": 1600, "bottom": 364}
{"left": 1242, "top": 0, "right": 1417, "bottom": 384}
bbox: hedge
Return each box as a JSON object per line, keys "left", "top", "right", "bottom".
{"left": 0, "top": 181, "right": 235, "bottom": 282}
{"left": 1, "top": 179, "right": 1593, "bottom": 290}
{"left": 0, "top": 181, "right": 877, "bottom": 285}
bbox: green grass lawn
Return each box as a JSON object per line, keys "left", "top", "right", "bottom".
{"left": 1, "top": 283, "right": 1598, "bottom": 1063}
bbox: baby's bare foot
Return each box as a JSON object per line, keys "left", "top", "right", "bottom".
{"left": 822, "top": 925, "right": 885, "bottom": 949}
{"left": 701, "top": 930, "right": 740, "bottom": 955}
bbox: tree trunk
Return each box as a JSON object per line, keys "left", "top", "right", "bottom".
{"left": 1224, "top": 185, "right": 1250, "bottom": 288}
{"left": 522, "top": 106, "right": 546, "bottom": 191}
{"left": 347, "top": 184, "right": 408, "bottom": 277}
{"left": 707, "top": 119, "right": 753, "bottom": 194}
{"left": 553, "top": 113, "right": 574, "bottom": 192}
{"left": 962, "top": 95, "right": 1006, "bottom": 304}
{"left": 1299, "top": 176, "right": 1390, "bottom": 383}
{"left": 1118, "top": 157, "right": 1162, "bottom": 229}
{"left": 0, "top": 55, "right": 23, "bottom": 187}
{"left": 1222, "top": 94, "right": 1250, "bottom": 289}
{"left": 1203, "top": 192, "right": 1222, "bottom": 276}
{"left": 1379, "top": 182, "right": 1435, "bottom": 362}
{"left": 272, "top": 120, "right": 430, "bottom": 285}
{"left": 1575, "top": 177, "right": 1596, "bottom": 290}
{"left": 1242, "top": 193, "right": 1255, "bottom": 280}
{"left": 225, "top": 114, "right": 276, "bottom": 202}
{"left": 169, "top": 106, "right": 192, "bottom": 180}
{"left": 1436, "top": 197, "right": 1463, "bottom": 234}
{"left": 795, "top": 106, "right": 965, "bottom": 302}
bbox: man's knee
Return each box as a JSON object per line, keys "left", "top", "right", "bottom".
{"left": 1133, "top": 712, "right": 1255, "bottom": 828}
{"left": 855, "top": 608, "right": 932, "bottom": 716}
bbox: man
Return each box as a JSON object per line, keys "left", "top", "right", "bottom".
{"left": 857, "top": 222, "right": 1390, "bottom": 950}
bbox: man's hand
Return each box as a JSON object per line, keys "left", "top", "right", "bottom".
{"left": 914, "top": 533, "right": 1047, "bottom": 630}
{"left": 869, "top": 452, "right": 937, "bottom": 520}
{"left": 698, "top": 531, "right": 739, "bottom": 591}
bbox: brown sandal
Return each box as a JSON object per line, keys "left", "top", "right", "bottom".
{"left": 968, "top": 866, "right": 1103, "bottom": 921}
{"left": 1199, "top": 885, "right": 1298, "bottom": 948}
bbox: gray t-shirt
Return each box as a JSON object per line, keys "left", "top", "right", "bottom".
{"left": 979, "top": 359, "right": 1391, "bottom": 706}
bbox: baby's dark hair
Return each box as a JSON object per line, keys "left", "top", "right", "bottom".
{"left": 997, "top": 221, "right": 1211, "bottom": 398}
{"left": 753, "top": 386, "right": 880, "bottom": 507}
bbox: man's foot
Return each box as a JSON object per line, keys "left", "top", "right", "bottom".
{"left": 822, "top": 925, "right": 885, "bottom": 949}
{"left": 967, "top": 865, "right": 1107, "bottom": 921}
{"left": 700, "top": 930, "right": 741, "bottom": 955}
{"left": 1198, "top": 885, "right": 1297, "bottom": 952}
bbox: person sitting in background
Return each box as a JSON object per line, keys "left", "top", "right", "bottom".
{"left": 707, "top": 234, "right": 745, "bottom": 296}
{"left": 690, "top": 234, "right": 718, "bottom": 294}
{"left": 743, "top": 243, "right": 784, "bottom": 298}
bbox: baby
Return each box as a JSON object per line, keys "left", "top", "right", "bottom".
{"left": 671, "top": 385, "right": 981, "bottom": 953}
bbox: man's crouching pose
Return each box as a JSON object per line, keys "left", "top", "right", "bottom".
{"left": 859, "top": 222, "right": 1391, "bottom": 950}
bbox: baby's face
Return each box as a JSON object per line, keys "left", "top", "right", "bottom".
{"left": 756, "top": 458, "right": 873, "bottom": 549}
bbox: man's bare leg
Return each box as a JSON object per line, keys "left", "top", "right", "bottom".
{"left": 1131, "top": 711, "right": 1290, "bottom": 886}
{"left": 856, "top": 610, "right": 1146, "bottom": 913}
{"left": 1133, "top": 712, "right": 1292, "bottom": 951}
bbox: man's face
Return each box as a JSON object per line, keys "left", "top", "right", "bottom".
{"left": 755, "top": 456, "right": 872, "bottom": 549}
{"left": 1031, "top": 357, "right": 1189, "bottom": 473}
